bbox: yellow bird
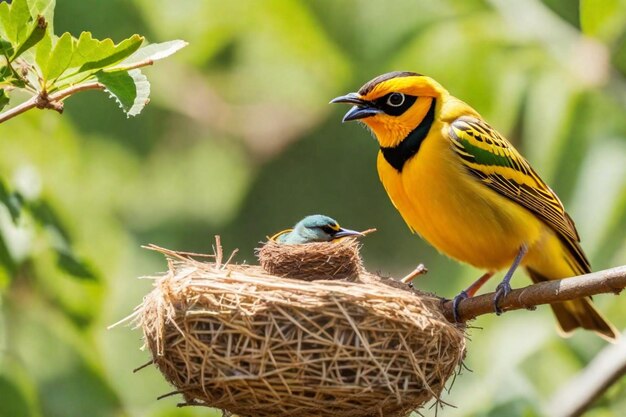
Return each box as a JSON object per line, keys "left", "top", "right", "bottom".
{"left": 331, "top": 71, "right": 617, "bottom": 341}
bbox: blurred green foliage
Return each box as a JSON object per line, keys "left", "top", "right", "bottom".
{"left": 1, "top": 0, "right": 625, "bottom": 416}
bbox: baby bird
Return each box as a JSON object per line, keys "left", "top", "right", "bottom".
{"left": 272, "top": 215, "right": 363, "bottom": 244}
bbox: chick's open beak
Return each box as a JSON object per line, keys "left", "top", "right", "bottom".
{"left": 330, "top": 93, "right": 382, "bottom": 122}
{"left": 332, "top": 227, "right": 365, "bottom": 239}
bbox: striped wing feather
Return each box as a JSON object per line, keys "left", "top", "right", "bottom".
{"left": 448, "top": 116, "right": 590, "bottom": 273}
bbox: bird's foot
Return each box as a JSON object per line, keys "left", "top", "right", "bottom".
{"left": 451, "top": 290, "right": 469, "bottom": 323}
{"left": 493, "top": 282, "right": 512, "bottom": 315}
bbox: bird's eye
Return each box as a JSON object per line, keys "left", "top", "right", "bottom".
{"left": 320, "top": 226, "right": 336, "bottom": 235}
{"left": 387, "top": 93, "right": 405, "bottom": 107}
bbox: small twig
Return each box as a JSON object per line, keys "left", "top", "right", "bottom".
{"left": 442, "top": 265, "right": 626, "bottom": 323}
{"left": 133, "top": 359, "right": 155, "bottom": 373}
{"left": 48, "top": 82, "right": 106, "bottom": 102}
{"left": 106, "top": 308, "right": 141, "bottom": 330}
{"left": 0, "top": 81, "right": 105, "bottom": 123}
{"left": 157, "top": 390, "right": 183, "bottom": 400}
{"left": 223, "top": 248, "right": 239, "bottom": 269}
{"left": 158, "top": 249, "right": 216, "bottom": 258}
{"left": 0, "top": 94, "right": 40, "bottom": 123}
{"left": 214, "top": 235, "right": 223, "bottom": 269}
{"left": 142, "top": 243, "right": 186, "bottom": 257}
{"left": 400, "top": 264, "right": 428, "bottom": 284}
{"left": 546, "top": 330, "right": 626, "bottom": 417}
{"left": 106, "top": 58, "right": 154, "bottom": 72}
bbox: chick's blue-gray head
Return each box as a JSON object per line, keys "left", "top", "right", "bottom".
{"left": 278, "top": 214, "right": 362, "bottom": 244}
{"left": 295, "top": 215, "right": 341, "bottom": 241}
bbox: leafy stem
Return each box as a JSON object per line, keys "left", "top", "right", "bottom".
{"left": 0, "top": 81, "right": 105, "bottom": 123}
{"left": 1, "top": 0, "right": 187, "bottom": 120}
{"left": 0, "top": 52, "right": 176, "bottom": 123}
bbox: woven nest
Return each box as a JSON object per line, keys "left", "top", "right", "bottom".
{"left": 135, "top": 241, "right": 466, "bottom": 417}
{"left": 256, "top": 238, "right": 363, "bottom": 280}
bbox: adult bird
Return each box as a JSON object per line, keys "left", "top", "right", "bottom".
{"left": 272, "top": 214, "right": 363, "bottom": 244}
{"left": 331, "top": 71, "right": 617, "bottom": 340}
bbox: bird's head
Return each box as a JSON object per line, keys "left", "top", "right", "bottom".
{"left": 293, "top": 214, "right": 362, "bottom": 243}
{"left": 331, "top": 71, "right": 446, "bottom": 148}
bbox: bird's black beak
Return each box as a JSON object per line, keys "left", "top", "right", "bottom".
{"left": 332, "top": 227, "right": 365, "bottom": 239}
{"left": 330, "top": 93, "right": 382, "bottom": 122}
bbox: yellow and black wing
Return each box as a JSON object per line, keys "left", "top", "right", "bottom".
{"left": 448, "top": 116, "right": 590, "bottom": 273}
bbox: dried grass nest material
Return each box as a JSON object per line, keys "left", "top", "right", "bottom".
{"left": 136, "top": 243, "right": 466, "bottom": 417}
{"left": 256, "top": 238, "right": 363, "bottom": 280}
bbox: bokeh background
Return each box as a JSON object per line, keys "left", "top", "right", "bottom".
{"left": 1, "top": 0, "right": 626, "bottom": 416}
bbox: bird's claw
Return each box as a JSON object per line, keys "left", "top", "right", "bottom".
{"left": 493, "top": 282, "right": 511, "bottom": 315}
{"left": 452, "top": 290, "right": 469, "bottom": 323}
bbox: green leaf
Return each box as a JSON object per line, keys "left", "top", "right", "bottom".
{"left": 0, "top": 232, "right": 16, "bottom": 286}
{"left": 44, "top": 31, "right": 72, "bottom": 81}
{"left": 71, "top": 32, "right": 143, "bottom": 73}
{"left": 9, "top": 301, "right": 121, "bottom": 414}
{"left": 28, "top": 199, "right": 98, "bottom": 281}
{"left": 47, "top": 32, "right": 144, "bottom": 90}
{"left": 0, "top": 180, "right": 20, "bottom": 285}
{"left": 0, "top": 88, "right": 8, "bottom": 110}
{"left": 0, "top": 0, "right": 47, "bottom": 62}
{"left": 109, "top": 39, "right": 188, "bottom": 71}
{"left": 11, "top": 14, "right": 47, "bottom": 60}
{"left": 0, "top": 0, "right": 31, "bottom": 46}
{"left": 0, "top": 357, "right": 41, "bottom": 417}
{"left": 0, "top": 375, "right": 34, "bottom": 417}
{"left": 10, "top": 0, "right": 31, "bottom": 43}
{"left": 580, "top": 0, "right": 626, "bottom": 42}
{"left": 56, "top": 251, "right": 98, "bottom": 281}
{"left": 34, "top": 27, "right": 51, "bottom": 74}
{"left": 28, "top": 199, "right": 70, "bottom": 243}
{"left": 96, "top": 69, "right": 150, "bottom": 117}
{"left": 27, "top": 0, "right": 55, "bottom": 33}
{"left": 0, "top": 63, "right": 9, "bottom": 80}
{"left": 0, "top": 61, "right": 24, "bottom": 88}
{"left": 0, "top": 36, "right": 14, "bottom": 58}
{"left": 0, "top": 180, "right": 23, "bottom": 223}
{"left": 0, "top": 3, "right": 9, "bottom": 41}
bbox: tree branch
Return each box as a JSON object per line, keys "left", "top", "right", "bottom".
{"left": 0, "top": 81, "right": 105, "bottom": 124}
{"left": 48, "top": 82, "right": 105, "bottom": 102}
{"left": 546, "top": 331, "right": 626, "bottom": 417}
{"left": 0, "top": 94, "right": 40, "bottom": 123}
{"left": 441, "top": 265, "right": 626, "bottom": 322}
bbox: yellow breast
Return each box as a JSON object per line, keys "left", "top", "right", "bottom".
{"left": 376, "top": 123, "right": 545, "bottom": 270}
